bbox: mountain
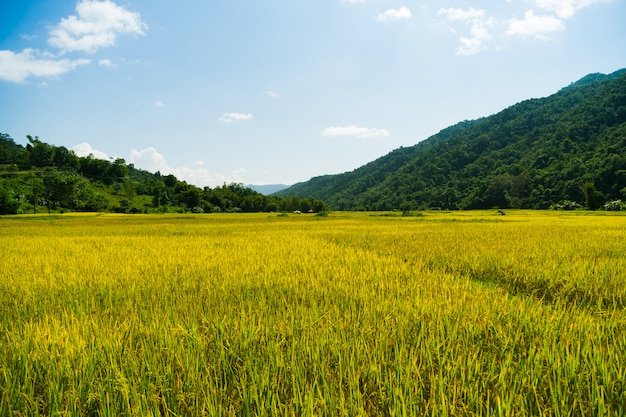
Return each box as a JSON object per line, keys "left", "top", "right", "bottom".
{"left": 247, "top": 184, "right": 290, "bottom": 195}
{"left": 277, "top": 69, "right": 626, "bottom": 210}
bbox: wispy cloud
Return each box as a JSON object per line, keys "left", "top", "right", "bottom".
{"left": 98, "top": 58, "right": 117, "bottom": 67}
{"left": 321, "top": 125, "right": 390, "bottom": 139}
{"left": 266, "top": 90, "right": 280, "bottom": 98}
{"left": 376, "top": 6, "right": 412, "bottom": 22}
{"left": 21, "top": 34, "right": 39, "bottom": 41}
{"left": 49, "top": 0, "right": 147, "bottom": 54}
{"left": 0, "top": 49, "right": 90, "bottom": 83}
{"left": 533, "top": 0, "right": 606, "bottom": 19}
{"left": 506, "top": 10, "right": 565, "bottom": 40}
{"left": 438, "top": 1, "right": 609, "bottom": 55}
{"left": 438, "top": 8, "right": 495, "bottom": 56}
{"left": 219, "top": 112, "right": 254, "bottom": 123}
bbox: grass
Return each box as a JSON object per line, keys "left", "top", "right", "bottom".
{"left": 0, "top": 210, "right": 625, "bottom": 415}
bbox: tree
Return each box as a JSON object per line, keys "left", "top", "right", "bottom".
{"left": 0, "top": 133, "right": 25, "bottom": 165}
{"left": 164, "top": 174, "right": 177, "bottom": 188}
{"left": 147, "top": 180, "right": 168, "bottom": 208}
{"left": 110, "top": 158, "right": 129, "bottom": 179}
{"left": 26, "top": 136, "right": 55, "bottom": 168}
{"left": 42, "top": 171, "right": 94, "bottom": 212}
{"left": 53, "top": 146, "right": 80, "bottom": 171}
{"left": 0, "top": 187, "right": 19, "bottom": 214}
{"left": 80, "top": 154, "right": 112, "bottom": 181}
{"left": 181, "top": 187, "right": 202, "bottom": 209}
{"left": 583, "top": 182, "right": 603, "bottom": 210}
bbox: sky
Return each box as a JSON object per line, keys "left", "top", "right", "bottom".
{"left": 1, "top": 0, "right": 625, "bottom": 187}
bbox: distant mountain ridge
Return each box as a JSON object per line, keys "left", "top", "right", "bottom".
{"left": 247, "top": 184, "right": 290, "bottom": 195}
{"left": 277, "top": 69, "right": 626, "bottom": 210}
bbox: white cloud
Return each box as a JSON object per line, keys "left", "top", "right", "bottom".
{"left": 48, "top": 0, "right": 147, "bottom": 54}
{"left": 129, "top": 147, "right": 167, "bottom": 172}
{"left": 436, "top": 1, "right": 611, "bottom": 54}
{"left": 174, "top": 166, "right": 232, "bottom": 188}
{"left": 72, "top": 142, "right": 110, "bottom": 160}
{"left": 129, "top": 146, "right": 240, "bottom": 187}
{"left": 98, "top": 58, "right": 116, "bottom": 67}
{"left": 506, "top": 10, "right": 565, "bottom": 40}
{"left": 376, "top": 6, "right": 412, "bottom": 22}
{"left": 0, "top": 1, "right": 146, "bottom": 83}
{"left": 321, "top": 125, "right": 390, "bottom": 138}
{"left": 438, "top": 8, "right": 495, "bottom": 56}
{"left": 72, "top": 145, "right": 246, "bottom": 188}
{"left": 0, "top": 48, "right": 90, "bottom": 83}
{"left": 155, "top": 100, "right": 164, "bottom": 108}
{"left": 533, "top": 0, "right": 605, "bottom": 19}
{"left": 219, "top": 112, "right": 254, "bottom": 123}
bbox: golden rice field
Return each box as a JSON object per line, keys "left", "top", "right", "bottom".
{"left": 0, "top": 210, "right": 625, "bottom": 416}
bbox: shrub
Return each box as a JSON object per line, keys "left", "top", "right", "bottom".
{"left": 550, "top": 200, "right": 582, "bottom": 210}
{"left": 603, "top": 200, "right": 625, "bottom": 211}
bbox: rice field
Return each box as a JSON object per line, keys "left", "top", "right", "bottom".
{"left": 0, "top": 210, "right": 625, "bottom": 416}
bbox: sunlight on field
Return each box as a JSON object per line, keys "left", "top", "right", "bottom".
{"left": 1, "top": 211, "right": 625, "bottom": 415}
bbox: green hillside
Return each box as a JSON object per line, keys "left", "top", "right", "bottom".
{"left": 0, "top": 136, "right": 327, "bottom": 215}
{"left": 277, "top": 69, "right": 626, "bottom": 210}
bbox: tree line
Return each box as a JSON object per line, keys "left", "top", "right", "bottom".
{"left": 0, "top": 134, "right": 327, "bottom": 215}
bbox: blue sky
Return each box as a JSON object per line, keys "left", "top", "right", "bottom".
{"left": 1, "top": 0, "right": 625, "bottom": 187}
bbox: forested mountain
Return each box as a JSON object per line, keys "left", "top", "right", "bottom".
{"left": 277, "top": 69, "right": 626, "bottom": 210}
{"left": 0, "top": 135, "right": 327, "bottom": 215}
